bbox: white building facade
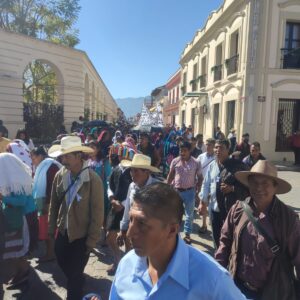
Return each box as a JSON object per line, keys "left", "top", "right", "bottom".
{"left": 179, "top": 0, "right": 300, "bottom": 161}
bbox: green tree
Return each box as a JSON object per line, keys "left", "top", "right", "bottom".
{"left": 23, "top": 60, "right": 58, "bottom": 104}
{"left": 0, "top": 0, "right": 80, "bottom": 47}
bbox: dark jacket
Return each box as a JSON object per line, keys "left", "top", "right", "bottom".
{"left": 109, "top": 165, "right": 132, "bottom": 202}
{"left": 137, "top": 143, "right": 157, "bottom": 166}
{"left": 191, "top": 147, "right": 202, "bottom": 158}
{"left": 216, "top": 158, "right": 249, "bottom": 222}
{"left": 235, "top": 142, "right": 250, "bottom": 160}
{"left": 0, "top": 125, "right": 8, "bottom": 138}
{"left": 216, "top": 197, "right": 300, "bottom": 300}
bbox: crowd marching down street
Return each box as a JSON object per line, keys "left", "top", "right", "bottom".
{"left": 0, "top": 121, "right": 300, "bottom": 300}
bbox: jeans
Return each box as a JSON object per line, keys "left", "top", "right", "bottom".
{"left": 179, "top": 188, "right": 196, "bottom": 235}
{"left": 210, "top": 210, "right": 223, "bottom": 249}
{"left": 55, "top": 231, "right": 90, "bottom": 300}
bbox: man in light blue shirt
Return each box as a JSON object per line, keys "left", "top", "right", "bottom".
{"left": 109, "top": 182, "right": 245, "bottom": 300}
{"left": 197, "top": 138, "right": 215, "bottom": 233}
{"left": 199, "top": 140, "right": 247, "bottom": 249}
{"left": 199, "top": 159, "right": 220, "bottom": 215}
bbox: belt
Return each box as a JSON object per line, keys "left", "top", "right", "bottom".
{"left": 176, "top": 187, "right": 194, "bottom": 192}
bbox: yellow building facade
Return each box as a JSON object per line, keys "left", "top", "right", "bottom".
{"left": 179, "top": 0, "right": 300, "bottom": 161}
{"left": 0, "top": 29, "right": 118, "bottom": 137}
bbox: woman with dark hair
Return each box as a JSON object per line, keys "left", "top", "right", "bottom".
{"left": 31, "top": 146, "right": 61, "bottom": 262}
{"left": 15, "top": 128, "right": 34, "bottom": 151}
{"left": 137, "top": 132, "right": 160, "bottom": 167}
{"left": 97, "top": 130, "right": 111, "bottom": 157}
{"left": 97, "top": 129, "right": 113, "bottom": 191}
{"left": 87, "top": 141, "right": 104, "bottom": 176}
{"left": 163, "top": 131, "right": 179, "bottom": 177}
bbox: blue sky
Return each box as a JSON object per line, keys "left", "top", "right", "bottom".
{"left": 77, "top": 0, "right": 223, "bottom": 99}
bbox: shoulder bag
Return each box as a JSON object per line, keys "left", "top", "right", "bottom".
{"left": 242, "top": 202, "right": 297, "bottom": 300}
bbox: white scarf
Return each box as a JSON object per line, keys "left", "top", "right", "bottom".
{"left": 32, "top": 158, "right": 62, "bottom": 199}
{"left": 61, "top": 161, "right": 90, "bottom": 207}
{"left": 0, "top": 153, "right": 32, "bottom": 196}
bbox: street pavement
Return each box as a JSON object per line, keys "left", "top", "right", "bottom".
{"left": 3, "top": 168, "right": 300, "bottom": 300}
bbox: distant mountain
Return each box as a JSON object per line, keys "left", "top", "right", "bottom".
{"left": 115, "top": 96, "right": 150, "bottom": 118}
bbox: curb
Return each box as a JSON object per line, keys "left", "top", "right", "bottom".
{"left": 273, "top": 162, "right": 300, "bottom": 172}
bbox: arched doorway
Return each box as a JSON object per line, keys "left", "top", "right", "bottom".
{"left": 23, "top": 59, "right": 64, "bottom": 143}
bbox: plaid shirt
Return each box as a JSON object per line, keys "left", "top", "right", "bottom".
{"left": 170, "top": 156, "right": 202, "bottom": 189}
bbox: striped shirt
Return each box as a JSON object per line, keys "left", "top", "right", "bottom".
{"left": 170, "top": 156, "right": 202, "bottom": 189}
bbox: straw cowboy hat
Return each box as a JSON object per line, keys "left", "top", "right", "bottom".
{"left": 235, "top": 160, "right": 291, "bottom": 194}
{"left": 48, "top": 135, "right": 93, "bottom": 158}
{"left": 120, "top": 154, "right": 160, "bottom": 173}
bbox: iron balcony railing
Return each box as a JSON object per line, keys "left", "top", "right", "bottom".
{"left": 189, "top": 78, "right": 198, "bottom": 92}
{"left": 225, "top": 54, "right": 239, "bottom": 75}
{"left": 212, "top": 64, "right": 223, "bottom": 82}
{"left": 199, "top": 74, "right": 207, "bottom": 88}
{"left": 281, "top": 48, "right": 300, "bottom": 69}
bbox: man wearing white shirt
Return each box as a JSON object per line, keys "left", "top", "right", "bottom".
{"left": 116, "top": 154, "right": 159, "bottom": 248}
{"left": 197, "top": 138, "right": 215, "bottom": 233}
{"left": 106, "top": 163, "right": 132, "bottom": 275}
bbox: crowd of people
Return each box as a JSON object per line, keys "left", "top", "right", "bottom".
{"left": 0, "top": 121, "right": 299, "bottom": 300}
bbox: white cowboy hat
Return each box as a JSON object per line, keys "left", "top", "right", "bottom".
{"left": 235, "top": 160, "right": 291, "bottom": 194}
{"left": 48, "top": 136, "right": 93, "bottom": 158}
{"left": 48, "top": 144, "right": 61, "bottom": 156}
{"left": 120, "top": 154, "right": 160, "bottom": 173}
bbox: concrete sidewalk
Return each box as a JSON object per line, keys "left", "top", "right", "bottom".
{"left": 273, "top": 161, "right": 300, "bottom": 172}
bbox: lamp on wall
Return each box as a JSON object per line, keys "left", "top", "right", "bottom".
{"left": 203, "top": 104, "right": 208, "bottom": 114}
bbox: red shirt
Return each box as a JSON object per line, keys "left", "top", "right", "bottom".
{"left": 291, "top": 134, "right": 300, "bottom": 148}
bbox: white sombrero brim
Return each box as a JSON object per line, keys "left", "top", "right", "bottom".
{"left": 48, "top": 145, "right": 94, "bottom": 158}
{"left": 120, "top": 159, "right": 160, "bottom": 173}
{"left": 48, "top": 145, "right": 61, "bottom": 157}
{"left": 235, "top": 171, "right": 292, "bottom": 194}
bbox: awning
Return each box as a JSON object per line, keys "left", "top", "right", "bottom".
{"left": 184, "top": 92, "right": 208, "bottom": 98}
